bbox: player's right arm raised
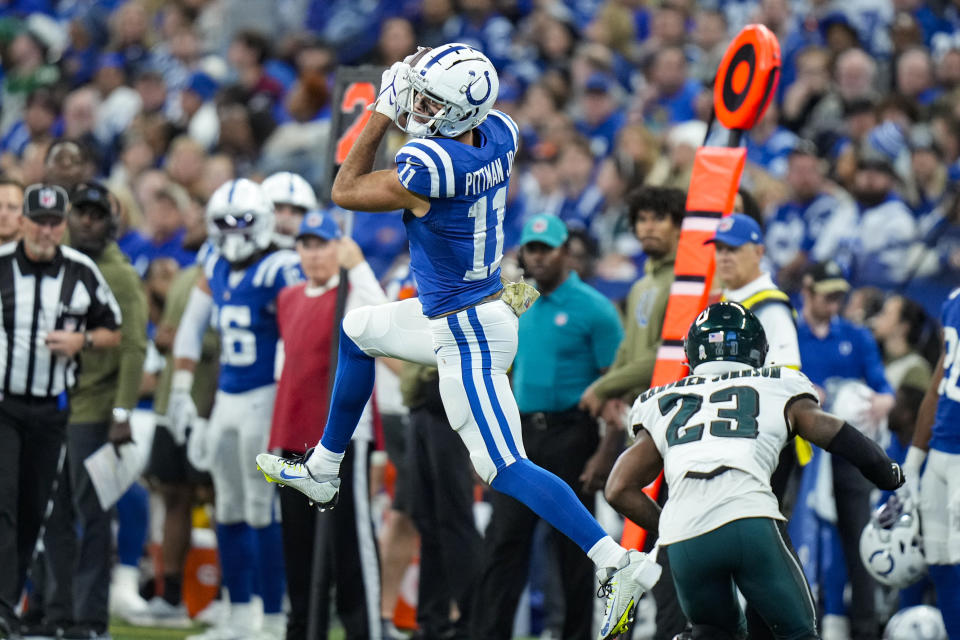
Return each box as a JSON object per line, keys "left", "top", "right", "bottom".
{"left": 331, "top": 62, "right": 429, "bottom": 215}
{"left": 789, "top": 397, "right": 905, "bottom": 491}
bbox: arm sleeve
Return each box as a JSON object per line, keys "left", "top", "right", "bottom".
{"left": 592, "top": 298, "right": 625, "bottom": 370}
{"left": 83, "top": 263, "right": 123, "bottom": 330}
{"left": 346, "top": 261, "right": 388, "bottom": 311}
{"left": 591, "top": 348, "right": 658, "bottom": 401}
{"left": 826, "top": 422, "right": 903, "bottom": 490}
{"left": 756, "top": 304, "right": 801, "bottom": 369}
{"left": 173, "top": 286, "right": 213, "bottom": 362}
{"left": 111, "top": 267, "right": 148, "bottom": 410}
{"left": 858, "top": 327, "right": 895, "bottom": 395}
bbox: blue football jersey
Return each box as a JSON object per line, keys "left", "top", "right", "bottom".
{"left": 396, "top": 109, "right": 519, "bottom": 317}
{"left": 933, "top": 287, "right": 960, "bottom": 453}
{"left": 204, "top": 249, "right": 302, "bottom": 393}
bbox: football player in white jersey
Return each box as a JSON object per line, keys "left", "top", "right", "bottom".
{"left": 170, "top": 179, "right": 302, "bottom": 640}
{"left": 261, "top": 171, "right": 318, "bottom": 247}
{"left": 256, "top": 43, "right": 660, "bottom": 639}
{"left": 605, "top": 302, "right": 905, "bottom": 640}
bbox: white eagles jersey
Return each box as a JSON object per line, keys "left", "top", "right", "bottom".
{"left": 629, "top": 366, "right": 818, "bottom": 544}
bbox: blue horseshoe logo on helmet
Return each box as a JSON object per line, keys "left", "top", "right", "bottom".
{"left": 465, "top": 70, "right": 493, "bottom": 105}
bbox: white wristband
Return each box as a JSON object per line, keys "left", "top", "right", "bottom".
{"left": 172, "top": 370, "right": 194, "bottom": 393}
{"left": 903, "top": 445, "right": 927, "bottom": 476}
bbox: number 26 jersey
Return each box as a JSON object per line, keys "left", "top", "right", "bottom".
{"left": 629, "top": 366, "right": 818, "bottom": 544}
{"left": 204, "top": 249, "right": 302, "bottom": 393}
{"left": 396, "top": 110, "right": 519, "bottom": 317}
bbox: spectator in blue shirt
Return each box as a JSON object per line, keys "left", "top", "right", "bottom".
{"left": 797, "top": 261, "right": 894, "bottom": 640}
{"left": 642, "top": 46, "right": 703, "bottom": 132}
{"left": 473, "top": 214, "right": 623, "bottom": 640}
{"left": 574, "top": 73, "right": 627, "bottom": 158}
{"left": 120, "top": 185, "right": 196, "bottom": 277}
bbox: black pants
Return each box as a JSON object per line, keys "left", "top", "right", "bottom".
{"left": 832, "top": 454, "right": 877, "bottom": 640}
{"left": 41, "top": 422, "right": 112, "bottom": 630}
{"left": 0, "top": 396, "right": 68, "bottom": 631}
{"left": 279, "top": 440, "right": 380, "bottom": 640}
{"left": 407, "top": 403, "right": 479, "bottom": 639}
{"left": 471, "top": 409, "right": 598, "bottom": 640}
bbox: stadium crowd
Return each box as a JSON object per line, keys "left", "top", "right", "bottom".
{"left": 0, "top": 0, "right": 959, "bottom": 639}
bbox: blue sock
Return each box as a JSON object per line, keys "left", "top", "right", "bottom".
{"left": 116, "top": 484, "right": 149, "bottom": 567}
{"left": 318, "top": 328, "right": 375, "bottom": 455}
{"left": 216, "top": 523, "right": 255, "bottom": 603}
{"left": 928, "top": 564, "right": 960, "bottom": 638}
{"left": 491, "top": 458, "right": 606, "bottom": 553}
{"left": 255, "top": 522, "right": 285, "bottom": 614}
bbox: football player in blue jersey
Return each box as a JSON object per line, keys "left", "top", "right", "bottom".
{"left": 170, "top": 179, "right": 301, "bottom": 640}
{"left": 902, "top": 287, "right": 960, "bottom": 638}
{"left": 256, "top": 43, "right": 661, "bottom": 640}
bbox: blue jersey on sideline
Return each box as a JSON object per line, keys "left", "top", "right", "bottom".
{"left": 204, "top": 249, "right": 302, "bottom": 393}
{"left": 932, "top": 287, "right": 960, "bottom": 454}
{"left": 397, "top": 109, "right": 519, "bottom": 317}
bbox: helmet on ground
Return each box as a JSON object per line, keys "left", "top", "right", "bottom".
{"left": 860, "top": 495, "right": 926, "bottom": 589}
{"left": 684, "top": 302, "right": 768, "bottom": 370}
{"left": 206, "top": 179, "right": 275, "bottom": 263}
{"left": 397, "top": 42, "right": 499, "bottom": 138}
{"left": 883, "top": 606, "right": 946, "bottom": 640}
{"left": 261, "top": 171, "right": 318, "bottom": 211}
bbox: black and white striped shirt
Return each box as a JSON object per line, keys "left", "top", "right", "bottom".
{"left": 0, "top": 241, "right": 122, "bottom": 399}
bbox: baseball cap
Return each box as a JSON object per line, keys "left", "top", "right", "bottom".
{"left": 704, "top": 213, "right": 763, "bottom": 248}
{"left": 296, "top": 210, "right": 342, "bottom": 241}
{"left": 70, "top": 181, "right": 112, "bottom": 214}
{"left": 185, "top": 71, "right": 218, "bottom": 102}
{"left": 520, "top": 214, "right": 568, "bottom": 248}
{"left": 806, "top": 260, "right": 850, "bottom": 295}
{"left": 24, "top": 183, "right": 68, "bottom": 220}
{"left": 585, "top": 72, "right": 614, "bottom": 94}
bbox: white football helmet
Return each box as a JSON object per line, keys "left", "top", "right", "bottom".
{"left": 860, "top": 495, "right": 927, "bottom": 589}
{"left": 396, "top": 43, "right": 499, "bottom": 138}
{"left": 206, "top": 179, "right": 275, "bottom": 263}
{"left": 260, "top": 171, "right": 318, "bottom": 211}
{"left": 884, "top": 606, "right": 947, "bottom": 640}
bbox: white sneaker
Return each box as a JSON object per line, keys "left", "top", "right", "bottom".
{"left": 256, "top": 451, "right": 340, "bottom": 510}
{"left": 596, "top": 550, "right": 662, "bottom": 640}
{"left": 143, "top": 597, "right": 192, "bottom": 628}
{"left": 194, "top": 597, "right": 229, "bottom": 627}
{"left": 109, "top": 565, "right": 150, "bottom": 623}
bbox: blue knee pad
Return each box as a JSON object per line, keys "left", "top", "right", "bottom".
{"left": 491, "top": 458, "right": 606, "bottom": 553}
{"left": 319, "top": 327, "right": 375, "bottom": 455}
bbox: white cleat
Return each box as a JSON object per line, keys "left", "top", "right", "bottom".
{"left": 142, "top": 597, "right": 192, "bottom": 628}
{"left": 596, "top": 550, "right": 662, "bottom": 640}
{"left": 256, "top": 450, "right": 340, "bottom": 510}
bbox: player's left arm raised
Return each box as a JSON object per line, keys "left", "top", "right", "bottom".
{"left": 332, "top": 113, "right": 429, "bottom": 215}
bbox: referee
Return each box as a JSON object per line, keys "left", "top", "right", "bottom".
{"left": 0, "top": 184, "right": 122, "bottom": 638}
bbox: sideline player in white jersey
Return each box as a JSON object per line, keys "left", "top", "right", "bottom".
{"left": 255, "top": 43, "right": 661, "bottom": 639}
{"left": 261, "top": 171, "right": 319, "bottom": 247}
{"left": 605, "top": 302, "right": 905, "bottom": 640}
{"left": 901, "top": 286, "right": 960, "bottom": 639}
{"left": 170, "top": 179, "right": 301, "bottom": 640}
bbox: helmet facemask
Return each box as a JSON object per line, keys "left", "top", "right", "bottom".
{"left": 209, "top": 209, "right": 269, "bottom": 263}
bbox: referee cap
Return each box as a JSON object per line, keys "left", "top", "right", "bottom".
{"left": 24, "top": 183, "right": 69, "bottom": 220}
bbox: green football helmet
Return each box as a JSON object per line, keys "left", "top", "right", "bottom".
{"left": 684, "top": 301, "right": 769, "bottom": 370}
